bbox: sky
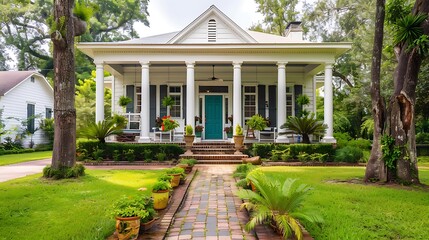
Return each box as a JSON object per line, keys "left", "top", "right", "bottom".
{"left": 135, "top": 0, "right": 264, "bottom": 37}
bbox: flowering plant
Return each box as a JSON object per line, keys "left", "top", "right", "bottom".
{"left": 195, "top": 125, "right": 204, "bottom": 132}
{"left": 161, "top": 116, "right": 179, "bottom": 131}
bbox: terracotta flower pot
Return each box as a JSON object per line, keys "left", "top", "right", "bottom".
{"left": 169, "top": 173, "right": 181, "bottom": 187}
{"left": 115, "top": 216, "right": 140, "bottom": 240}
{"left": 140, "top": 217, "right": 158, "bottom": 232}
{"left": 233, "top": 135, "right": 244, "bottom": 154}
{"left": 152, "top": 190, "right": 169, "bottom": 210}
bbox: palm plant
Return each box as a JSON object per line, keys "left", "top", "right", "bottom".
{"left": 281, "top": 113, "right": 326, "bottom": 144}
{"left": 80, "top": 118, "right": 123, "bottom": 143}
{"left": 236, "top": 170, "right": 323, "bottom": 240}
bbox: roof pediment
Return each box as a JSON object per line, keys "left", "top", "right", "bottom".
{"left": 167, "top": 5, "right": 256, "bottom": 44}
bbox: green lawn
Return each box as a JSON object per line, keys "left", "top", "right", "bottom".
{"left": 0, "top": 151, "right": 52, "bottom": 166}
{"left": 259, "top": 166, "right": 429, "bottom": 240}
{"left": 0, "top": 169, "right": 165, "bottom": 240}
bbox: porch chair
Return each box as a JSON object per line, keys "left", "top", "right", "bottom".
{"left": 152, "top": 127, "right": 172, "bottom": 142}
{"left": 258, "top": 127, "right": 277, "bottom": 142}
{"left": 172, "top": 119, "right": 185, "bottom": 142}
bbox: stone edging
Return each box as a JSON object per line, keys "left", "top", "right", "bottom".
{"left": 82, "top": 161, "right": 175, "bottom": 166}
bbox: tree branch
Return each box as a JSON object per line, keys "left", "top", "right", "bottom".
{"left": 333, "top": 70, "right": 354, "bottom": 87}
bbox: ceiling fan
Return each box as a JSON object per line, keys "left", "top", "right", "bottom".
{"left": 197, "top": 65, "right": 223, "bottom": 82}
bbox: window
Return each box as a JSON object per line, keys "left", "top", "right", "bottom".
{"left": 136, "top": 86, "right": 141, "bottom": 113}
{"left": 30, "top": 76, "right": 35, "bottom": 83}
{"left": 27, "top": 103, "right": 35, "bottom": 134}
{"left": 208, "top": 19, "right": 216, "bottom": 42}
{"left": 286, "top": 87, "right": 293, "bottom": 116}
{"left": 244, "top": 86, "right": 256, "bottom": 119}
{"left": 169, "top": 86, "right": 181, "bottom": 118}
{"left": 45, "top": 108, "right": 52, "bottom": 119}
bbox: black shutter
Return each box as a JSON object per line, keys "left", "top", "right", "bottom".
{"left": 257, "top": 85, "right": 266, "bottom": 118}
{"left": 160, "top": 85, "right": 168, "bottom": 117}
{"left": 150, "top": 85, "right": 156, "bottom": 129}
{"left": 268, "top": 85, "right": 277, "bottom": 127}
{"left": 182, "top": 85, "right": 187, "bottom": 124}
{"left": 294, "top": 85, "right": 303, "bottom": 117}
{"left": 126, "top": 85, "right": 134, "bottom": 113}
{"left": 27, "top": 104, "right": 35, "bottom": 133}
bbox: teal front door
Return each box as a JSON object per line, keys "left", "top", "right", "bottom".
{"left": 205, "top": 95, "right": 223, "bottom": 139}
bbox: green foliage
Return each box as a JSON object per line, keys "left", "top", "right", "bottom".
{"left": 252, "top": 143, "right": 274, "bottom": 158}
{"left": 334, "top": 146, "right": 364, "bottom": 163}
{"left": 360, "top": 118, "right": 374, "bottom": 139}
{"left": 156, "top": 152, "right": 167, "bottom": 161}
{"left": 124, "top": 149, "right": 135, "bottom": 162}
{"left": 113, "top": 150, "right": 121, "bottom": 161}
{"left": 179, "top": 158, "right": 197, "bottom": 166}
{"left": 80, "top": 118, "right": 122, "bottom": 143}
{"left": 297, "top": 152, "right": 310, "bottom": 162}
{"left": 39, "top": 118, "right": 54, "bottom": 144}
{"left": 235, "top": 124, "right": 243, "bottom": 136}
{"left": 143, "top": 149, "right": 152, "bottom": 161}
{"left": 271, "top": 149, "right": 290, "bottom": 161}
{"left": 161, "top": 116, "right": 179, "bottom": 131}
{"left": 281, "top": 113, "right": 327, "bottom": 144}
{"left": 347, "top": 138, "right": 372, "bottom": 150}
{"left": 252, "top": 0, "right": 299, "bottom": 36}
{"left": 381, "top": 135, "right": 402, "bottom": 170}
{"left": 393, "top": 14, "right": 427, "bottom": 46}
{"left": 112, "top": 195, "right": 149, "bottom": 218}
{"left": 111, "top": 114, "right": 127, "bottom": 129}
{"left": 233, "top": 163, "right": 258, "bottom": 180}
{"left": 43, "top": 164, "right": 85, "bottom": 179}
{"left": 157, "top": 174, "right": 173, "bottom": 182}
{"left": 288, "top": 144, "right": 335, "bottom": 160}
{"left": 296, "top": 94, "right": 310, "bottom": 117}
{"left": 151, "top": 181, "right": 171, "bottom": 192}
{"left": 162, "top": 96, "right": 175, "bottom": 107}
{"left": 334, "top": 132, "right": 353, "bottom": 148}
{"left": 118, "top": 96, "right": 132, "bottom": 108}
{"left": 416, "top": 133, "right": 429, "bottom": 144}
{"left": 166, "top": 167, "right": 185, "bottom": 175}
{"left": 73, "top": 2, "right": 93, "bottom": 22}
{"left": 185, "top": 125, "right": 193, "bottom": 136}
{"left": 236, "top": 171, "right": 323, "bottom": 239}
{"left": 246, "top": 114, "right": 268, "bottom": 131}
{"left": 76, "top": 141, "right": 184, "bottom": 161}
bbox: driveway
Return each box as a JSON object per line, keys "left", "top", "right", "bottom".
{"left": 0, "top": 159, "right": 51, "bottom": 182}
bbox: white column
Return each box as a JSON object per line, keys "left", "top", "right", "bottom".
{"left": 138, "top": 61, "right": 151, "bottom": 142}
{"left": 233, "top": 62, "right": 242, "bottom": 137}
{"left": 321, "top": 63, "right": 336, "bottom": 143}
{"left": 95, "top": 62, "right": 104, "bottom": 123}
{"left": 186, "top": 62, "right": 195, "bottom": 132}
{"left": 276, "top": 62, "right": 289, "bottom": 142}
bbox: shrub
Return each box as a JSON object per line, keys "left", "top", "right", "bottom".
{"left": 416, "top": 133, "right": 429, "bottom": 144}
{"left": 34, "top": 143, "right": 53, "bottom": 151}
{"left": 113, "top": 150, "right": 121, "bottom": 161}
{"left": 252, "top": 144, "right": 274, "bottom": 158}
{"left": 334, "top": 132, "right": 352, "bottom": 148}
{"left": 309, "top": 153, "right": 328, "bottom": 162}
{"left": 297, "top": 152, "right": 310, "bottom": 162}
{"left": 92, "top": 148, "right": 104, "bottom": 161}
{"left": 124, "top": 149, "right": 135, "bottom": 162}
{"left": 347, "top": 138, "right": 372, "bottom": 150}
{"left": 233, "top": 163, "right": 258, "bottom": 179}
{"left": 76, "top": 141, "right": 184, "bottom": 161}
{"left": 43, "top": 164, "right": 85, "bottom": 179}
{"left": 335, "top": 146, "right": 363, "bottom": 163}
{"left": 143, "top": 149, "right": 152, "bottom": 161}
{"left": 156, "top": 152, "right": 167, "bottom": 161}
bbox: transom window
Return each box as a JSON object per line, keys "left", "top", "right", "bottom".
{"left": 169, "top": 86, "right": 181, "bottom": 118}
{"left": 208, "top": 19, "right": 216, "bottom": 42}
{"left": 244, "top": 86, "right": 256, "bottom": 119}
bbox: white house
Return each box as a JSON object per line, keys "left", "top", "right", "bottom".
{"left": 0, "top": 71, "right": 54, "bottom": 147}
{"left": 77, "top": 5, "right": 351, "bottom": 143}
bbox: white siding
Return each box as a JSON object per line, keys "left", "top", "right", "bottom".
{"left": 0, "top": 74, "right": 53, "bottom": 147}
{"left": 179, "top": 15, "right": 246, "bottom": 44}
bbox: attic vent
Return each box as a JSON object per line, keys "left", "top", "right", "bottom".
{"left": 30, "top": 77, "right": 35, "bottom": 83}
{"left": 208, "top": 19, "right": 216, "bottom": 42}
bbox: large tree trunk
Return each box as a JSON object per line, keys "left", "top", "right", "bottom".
{"left": 51, "top": 0, "right": 76, "bottom": 169}
{"left": 365, "top": 0, "right": 386, "bottom": 182}
{"left": 367, "top": 0, "right": 429, "bottom": 184}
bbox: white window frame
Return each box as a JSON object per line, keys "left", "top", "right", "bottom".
{"left": 243, "top": 85, "right": 257, "bottom": 120}
{"left": 168, "top": 85, "right": 182, "bottom": 119}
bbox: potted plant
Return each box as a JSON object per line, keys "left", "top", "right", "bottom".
{"left": 183, "top": 125, "right": 194, "bottom": 155}
{"left": 233, "top": 124, "right": 244, "bottom": 154}
{"left": 118, "top": 96, "right": 132, "bottom": 112}
{"left": 246, "top": 114, "right": 268, "bottom": 139}
{"left": 195, "top": 125, "right": 204, "bottom": 138}
{"left": 113, "top": 195, "right": 149, "bottom": 240}
{"left": 139, "top": 197, "right": 158, "bottom": 232}
{"left": 166, "top": 167, "right": 185, "bottom": 187}
{"left": 177, "top": 158, "right": 197, "bottom": 173}
{"left": 224, "top": 126, "right": 233, "bottom": 138}
{"left": 162, "top": 96, "right": 175, "bottom": 114}
{"left": 179, "top": 172, "right": 187, "bottom": 185}
{"left": 151, "top": 180, "right": 172, "bottom": 210}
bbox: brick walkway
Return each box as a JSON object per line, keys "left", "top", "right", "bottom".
{"left": 165, "top": 165, "right": 256, "bottom": 240}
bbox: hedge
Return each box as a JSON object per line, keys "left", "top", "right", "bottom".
{"left": 0, "top": 148, "right": 36, "bottom": 156}
{"left": 252, "top": 143, "right": 336, "bottom": 160}
{"left": 76, "top": 141, "right": 184, "bottom": 161}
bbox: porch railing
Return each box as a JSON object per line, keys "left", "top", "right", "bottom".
{"left": 122, "top": 113, "right": 140, "bottom": 130}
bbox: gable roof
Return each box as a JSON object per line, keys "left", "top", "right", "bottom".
{"left": 167, "top": 5, "right": 256, "bottom": 44}
{"left": 0, "top": 71, "right": 51, "bottom": 96}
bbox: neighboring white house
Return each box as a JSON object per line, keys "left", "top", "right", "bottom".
{"left": 77, "top": 5, "right": 351, "bottom": 143}
{"left": 0, "top": 71, "right": 54, "bottom": 147}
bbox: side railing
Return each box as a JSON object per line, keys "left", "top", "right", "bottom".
{"left": 122, "top": 113, "right": 141, "bottom": 131}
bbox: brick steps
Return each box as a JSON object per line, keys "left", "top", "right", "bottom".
{"left": 180, "top": 141, "right": 247, "bottom": 164}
